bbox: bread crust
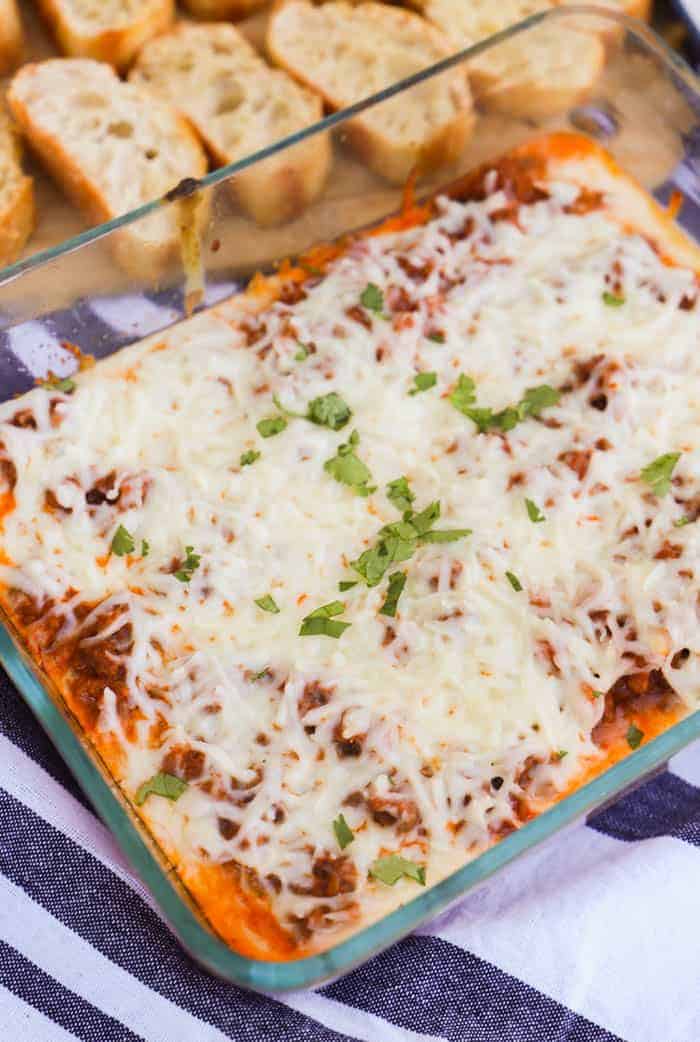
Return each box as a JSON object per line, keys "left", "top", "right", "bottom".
{"left": 0, "top": 0, "right": 23, "bottom": 74}
{"left": 267, "top": 0, "right": 474, "bottom": 185}
{"left": 181, "top": 0, "right": 269, "bottom": 17}
{"left": 36, "top": 0, "right": 175, "bottom": 71}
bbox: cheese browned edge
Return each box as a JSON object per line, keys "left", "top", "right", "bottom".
{"left": 0, "top": 132, "right": 696, "bottom": 962}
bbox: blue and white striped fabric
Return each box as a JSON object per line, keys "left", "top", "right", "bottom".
{"left": 2, "top": 147, "right": 700, "bottom": 1040}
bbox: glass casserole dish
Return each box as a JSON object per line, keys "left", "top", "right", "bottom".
{"left": 0, "top": 6, "right": 699, "bottom": 990}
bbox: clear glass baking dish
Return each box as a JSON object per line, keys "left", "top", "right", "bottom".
{"left": 0, "top": 6, "right": 699, "bottom": 991}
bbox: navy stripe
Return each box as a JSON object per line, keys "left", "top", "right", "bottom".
{"left": 0, "top": 342, "right": 36, "bottom": 398}
{"left": 45, "top": 302, "right": 138, "bottom": 361}
{"left": 0, "top": 670, "right": 88, "bottom": 807}
{"left": 589, "top": 769, "right": 700, "bottom": 847}
{"left": 323, "top": 935, "right": 623, "bottom": 1042}
{"left": 0, "top": 790, "right": 356, "bottom": 1042}
{"left": 0, "top": 938, "right": 143, "bottom": 1042}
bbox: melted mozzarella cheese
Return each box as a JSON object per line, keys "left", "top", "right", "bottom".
{"left": 1, "top": 174, "right": 699, "bottom": 946}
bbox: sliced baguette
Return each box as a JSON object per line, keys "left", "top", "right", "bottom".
{"left": 267, "top": 0, "right": 474, "bottom": 185}
{"left": 8, "top": 59, "right": 208, "bottom": 277}
{"left": 0, "top": 0, "right": 23, "bottom": 74}
{"left": 409, "top": 0, "right": 605, "bottom": 119}
{"left": 36, "top": 0, "right": 174, "bottom": 71}
{"left": 180, "top": 0, "right": 269, "bottom": 18}
{"left": 0, "top": 106, "right": 34, "bottom": 266}
{"left": 130, "top": 22, "right": 330, "bottom": 227}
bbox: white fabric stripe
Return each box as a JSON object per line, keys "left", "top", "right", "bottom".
{"left": 0, "top": 734, "right": 159, "bottom": 916}
{"left": 89, "top": 296, "right": 179, "bottom": 338}
{"left": 0, "top": 984, "right": 80, "bottom": 1042}
{"left": 0, "top": 877, "right": 230, "bottom": 1042}
{"left": 670, "top": 737, "right": 700, "bottom": 787}
{"left": 284, "top": 990, "right": 444, "bottom": 1042}
{"left": 421, "top": 821, "right": 700, "bottom": 1042}
{"left": 6, "top": 322, "right": 75, "bottom": 379}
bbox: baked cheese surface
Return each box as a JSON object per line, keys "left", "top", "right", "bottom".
{"left": 0, "top": 136, "right": 698, "bottom": 955}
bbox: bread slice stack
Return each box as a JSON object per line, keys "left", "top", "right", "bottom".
{"left": 8, "top": 59, "right": 208, "bottom": 276}
{"left": 180, "top": 0, "right": 268, "bottom": 17}
{"left": 130, "top": 22, "right": 330, "bottom": 226}
{"left": 0, "top": 0, "right": 23, "bottom": 74}
{"left": 408, "top": 0, "right": 605, "bottom": 119}
{"left": 0, "top": 106, "right": 34, "bottom": 266}
{"left": 35, "top": 0, "right": 174, "bottom": 71}
{"left": 267, "top": 0, "right": 474, "bottom": 184}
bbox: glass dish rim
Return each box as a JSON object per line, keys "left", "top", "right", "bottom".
{"left": 0, "top": 5, "right": 698, "bottom": 291}
{"left": 0, "top": 7, "right": 699, "bottom": 992}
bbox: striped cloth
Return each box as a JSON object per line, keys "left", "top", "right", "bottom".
{"left": 2, "top": 139, "right": 700, "bottom": 1042}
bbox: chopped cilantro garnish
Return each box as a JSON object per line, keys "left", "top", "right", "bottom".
{"left": 141, "top": 539, "right": 150, "bottom": 557}
{"left": 556, "top": 750, "right": 568, "bottom": 760}
{"left": 299, "top": 601, "right": 351, "bottom": 638}
{"left": 360, "top": 282, "right": 386, "bottom": 317}
{"left": 174, "top": 546, "right": 201, "bottom": 583}
{"left": 135, "top": 771, "right": 187, "bottom": 806}
{"left": 450, "top": 375, "right": 560, "bottom": 433}
{"left": 409, "top": 372, "right": 437, "bottom": 396}
{"left": 525, "top": 498, "right": 546, "bottom": 523}
{"left": 255, "top": 594, "right": 279, "bottom": 614}
{"left": 295, "top": 343, "right": 311, "bottom": 361}
{"left": 369, "top": 854, "right": 426, "bottom": 887}
{"left": 386, "top": 476, "right": 415, "bottom": 513}
{"left": 40, "top": 375, "right": 76, "bottom": 393}
{"left": 674, "top": 515, "right": 691, "bottom": 528}
{"left": 307, "top": 391, "right": 352, "bottom": 430}
{"left": 324, "top": 430, "right": 375, "bottom": 496}
{"left": 602, "top": 290, "right": 625, "bottom": 307}
{"left": 380, "top": 571, "right": 407, "bottom": 617}
{"left": 640, "top": 452, "right": 681, "bottom": 497}
{"left": 506, "top": 570, "right": 522, "bottom": 592}
{"left": 626, "top": 723, "right": 644, "bottom": 750}
{"left": 333, "top": 813, "right": 354, "bottom": 850}
{"left": 592, "top": 689, "right": 604, "bottom": 699}
{"left": 427, "top": 331, "right": 445, "bottom": 344}
{"left": 240, "top": 449, "right": 260, "bottom": 466}
{"left": 420, "top": 528, "right": 471, "bottom": 544}
{"left": 449, "top": 373, "right": 477, "bottom": 415}
{"left": 257, "top": 415, "right": 287, "bottom": 438}
{"left": 339, "top": 580, "right": 358, "bottom": 591}
{"left": 111, "top": 524, "right": 135, "bottom": 557}
{"left": 250, "top": 667, "right": 271, "bottom": 682}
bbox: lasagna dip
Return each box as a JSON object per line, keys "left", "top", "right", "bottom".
{"left": 1, "top": 134, "right": 699, "bottom": 958}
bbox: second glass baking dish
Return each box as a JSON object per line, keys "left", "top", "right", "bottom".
{"left": 0, "top": 7, "right": 698, "bottom": 990}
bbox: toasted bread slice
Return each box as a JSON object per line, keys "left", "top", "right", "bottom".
{"left": 8, "top": 59, "right": 208, "bottom": 277}
{"left": 181, "top": 0, "right": 268, "bottom": 17}
{"left": 0, "top": 0, "right": 23, "bottom": 74}
{"left": 410, "top": 0, "right": 605, "bottom": 119}
{"left": 267, "top": 0, "right": 474, "bottom": 185}
{"left": 36, "top": 0, "right": 174, "bottom": 71}
{"left": 130, "top": 22, "right": 330, "bottom": 226}
{"left": 0, "top": 106, "right": 34, "bottom": 266}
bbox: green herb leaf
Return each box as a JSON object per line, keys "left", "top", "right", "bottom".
{"left": 333, "top": 813, "right": 354, "bottom": 850}
{"left": 307, "top": 392, "right": 352, "bottom": 430}
{"left": 135, "top": 771, "right": 187, "bottom": 807}
{"left": 240, "top": 449, "right": 261, "bottom": 466}
{"left": 380, "top": 571, "right": 407, "bottom": 617}
{"left": 257, "top": 415, "right": 287, "bottom": 438}
{"left": 339, "top": 580, "right": 358, "bottom": 591}
{"left": 369, "top": 854, "right": 426, "bottom": 887}
{"left": 250, "top": 667, "right": 271, "bottom": 682}
{"left": 255, "top": 594, "right": 279, "bottom": 614}
{"left": 41, "top": 375, "right": 76, "bottom": 393}
{"left": 602, "top": 291, "right": 625, "bottom": 307}
{"left": 519, "top": 385, "right": 560, "bottom": 418}
{"left": 592, "top": 689, "right": 604, "bottom": 699}
{"left": 674, "top": 515, "right": 691, "bottom": 528}
{"left": 626, "top": 723, "right": 644, "bottom": 750}
{"left": 410, "top": 500, "right": 441, "bottom": 536}
{"left": 449, "top": 373, "right": 477, "bottom": 415}
{"left": 525, "top": 498, "right": 545, "bottom": 523}
{"left": 506, "top": 570, "right": 522, "bottom": 592}
{"left": 295, "top": 343, "right": 311, "bottom": 361}
{"left": 324, "top": 430, "right": 375, "bottom": 496}
{"left": 386, "top": 476, "right": 415, "bottom": 513}
{"left": 420, "top": 528, "right": 471, "bottom": 544}
{"left": 299, "top": 601, "right": 351, "bottom": 638}
{"left": 174, "top": 546, "right": 201, "bottom": 583}
{"left": 360, "top": 282, "right": 385, "bottom": 315}
{"left": 427, "top": 331, "right": 445, "bottom": 344}
{"left": 141, "top": 539, "right": 150, "bottom": 557}
{"left": 111, "top": 524, "right": 135, "bottom": 557}
{"left": 409, "top": 372, "right": 437, "bottom": 396}
{"left": 640, "top": 452, "right": 681, "bottom": 497}
{"left": 556, "top": 749, "right": 568, "bottom": 760}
